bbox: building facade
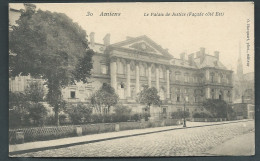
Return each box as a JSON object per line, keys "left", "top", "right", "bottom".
{"left": 9, "top": 4, "right": 233, "bottom": 118}
{"left": 62, "top": 33, "right": 233, "bottom": 117}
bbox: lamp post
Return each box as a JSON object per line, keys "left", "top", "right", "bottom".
{"left": 183, "top": 101, "right": 186, "bottom": 127}
{"left": 183, "top": 95, "right": 188, "bottom": 127}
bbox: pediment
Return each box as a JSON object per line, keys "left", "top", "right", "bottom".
{"left": 111, "top": 35, "right": 173, "bottom": 58}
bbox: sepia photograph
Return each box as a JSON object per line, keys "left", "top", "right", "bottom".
{"left": 8, "top": 2, "right": 254, "bottom": 157}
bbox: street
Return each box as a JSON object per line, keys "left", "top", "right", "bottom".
{"left": 11, "top": 120, "right": 254, "bottom": 157}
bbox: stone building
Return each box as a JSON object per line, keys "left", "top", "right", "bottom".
{"left": 9, "top": 4, "right": 234, "bottom": 119}
{"left": 62, "top": 33, "right": 233, "bottom": 118}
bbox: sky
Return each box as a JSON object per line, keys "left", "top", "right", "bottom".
{"left": 10, "top": 2, "right": 254, "bottom": 74}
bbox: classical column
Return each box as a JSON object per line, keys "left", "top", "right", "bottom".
{"left": 156, "top": 66, "right": 160, "bottom": 90}
{"left": 135, "top": 62, "right": 140, "bottom": 94}
{"left": 148, "top": 64, "right": 152, "bottom": 87}
{"left": 126, "top": 60, "right": 131, "bottom": 97}
{"left": 166, "top": 69, "right": 170, "bottom": 99}
{"left": 110, "top": 58, "right": 117, "bottom": 93}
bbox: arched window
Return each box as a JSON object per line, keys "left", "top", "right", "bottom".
{"left": 159, "top": 87, "right": 165, "bottom": 100}
{"left": 159, "top": 67, "right": 164, "bottom": 79}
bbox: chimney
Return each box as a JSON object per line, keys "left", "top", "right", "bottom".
{"left": 200, "top": 47, "right": 206, "bottom": 64}
{"left": 89, "top": 32, "right": 95, "bottom": 47}
{"left": 200, "top": 47, "right": 205, "bottom": 56}
{"left": 103, "top": 33, "right": 110, "bottom": 46}
{"left": 214, "top": 51, "right": 219, "bottom": 60}
{"left": 188, "top": 53, "right": 194, "bottom": 66}
{"left": 180, "top": 52, "right": 186, "bottom": 60}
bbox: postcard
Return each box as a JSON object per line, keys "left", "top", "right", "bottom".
{"left": 9, "top": 2, "right": 254, "bottom": 157}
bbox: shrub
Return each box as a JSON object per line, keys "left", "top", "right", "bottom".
{"left": 131, "top": 113, "right": 141, "bottom": 122}
{"left": 112, "top": 104, "right": 132, "bottom": 122}
{"left": 67, "top": 103, "right": 92, "bottom": 125}
{"left": 103, "top": 114, "right": 113, "bottom": 123}
{"left": 171, "top": 111, "right": 190, "bottom": 119}
{"left": 142, "top": 113, "right": 151, "bottom": 121}
{"left": 91, "top": 114, "right": 103, "bottom": 123}
{"left": 27, "top": 102, "right": 48, "bottom": 126}
{"left": 193, "top": 112, "right": 213, "bottom": 118}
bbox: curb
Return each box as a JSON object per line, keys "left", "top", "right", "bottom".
{"left": 9, "top": 119, "right": 252, "bottom": 156}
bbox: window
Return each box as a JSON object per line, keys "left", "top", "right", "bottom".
{"left": 189, "top": 76, "right": 193, "bottom": 83}
{"left": 70, "top": 91, "right": 76, "bottom": 98}
{"left": 159, "top": 68, "right": 164, "bottom": 79}
{"left": 175, "top": 72, "right": 181, "bottom": 81}
{"left": 195, "top": 96, "right": 197, "bottom": 103}
{"left": 177, "top": 95, "right": 180, "bottom": 102}
{"left": 163, "top": 108, "right": 167, "bottom": 114}
{"left": 117, "top": 61, "right": 124, "bottom": 74}
{"left": 211, "top": 89, "right": 215, "bottom": 99}
{"left": 210, "top": 73, "right": 214, "bottom": 83}
{"left": 101, "top": 64, "right": 108, "bottom": 74}
{"left": 227, "top": 90, "right": 231, "bottom": 102}
{"left": 184, "top": 74, "right": 189, "bottom": 82}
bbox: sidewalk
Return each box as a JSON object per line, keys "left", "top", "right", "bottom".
{"left": 205, "top": 130, "right": 255, "bottom": 156}
{"left": 9, "top": 119, "right": 252, "bottom": 155}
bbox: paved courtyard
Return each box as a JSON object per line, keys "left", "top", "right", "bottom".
{"left": 11, "top": 120, "right": 254, "bottom": 157}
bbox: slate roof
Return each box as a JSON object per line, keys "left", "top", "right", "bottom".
{"left": 194, "top": 54, "right": 227, "bottom": 70}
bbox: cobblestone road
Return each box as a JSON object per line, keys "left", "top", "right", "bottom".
{"left": 12, "top": 121, "right": 254, "bottom": 157}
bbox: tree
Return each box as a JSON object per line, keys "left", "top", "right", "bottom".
{"left": 9, "top": 91, "right": 29, "bottom": 128}
{"left": 137, "top": 85, "right": 161, "bottom": 110}
{"left": 202, "top": 99, "right": 233, "bottom": 118}
{"left": 24, "top": 81, "right": 45, "bottom": 102}
{"left": 9, "top": 5, "right": 94, "bottom": 126}
{"left": 91, "top": 83, "right": 119, "bottom": 114}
